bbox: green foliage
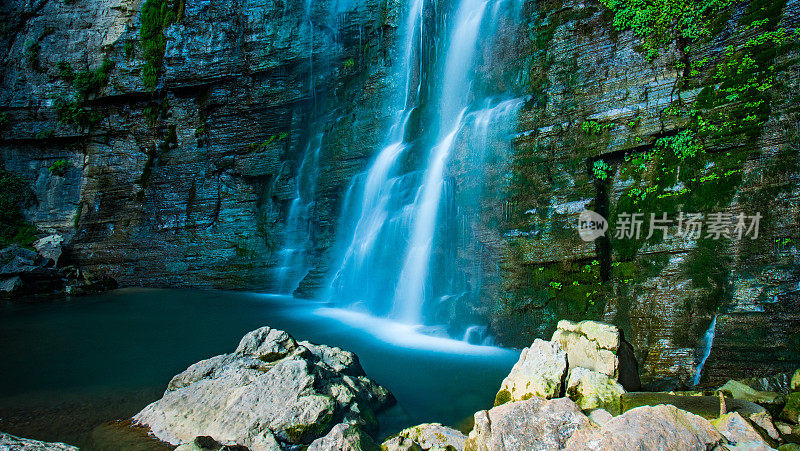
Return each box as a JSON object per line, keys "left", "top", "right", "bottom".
{"left": 24, "top": 39, "right": 41, "bottom": 70}
{"left": 55, "top": 96, "right": 103, "bottom": 128}
{"left": 0, "top": 112, "right": 9, "bottom": 130}
{"left": 592, "top": 160, "right": 612, "bottom": 180}
{"left": 343, "top": 58, "right": 355, "bottom": 69}
{"left": 656, "top": 130, "right": 702, "bottom": 160}
{"left": 581, "top": 120, "right": 610, "bottom": 135}
{"left": 0, "top": 169, "right": 37, "bottom": 248}
{"left": 72, "top": 57, "right": 115, "bottom": 98}
{"left": 57, "top": 61, "right": 75, "bottom": 82}
{"left": 124, "top": 40, "right": 135, "bottom": 59}
{"left": 140, "top": 0, "right": 179, "bottom": 90}
{"left": 34, "top": 129, "right": 54, "bottom": 140}
{"left": 599, "top": 0, "right": 735, "bottom": 59}
{"left": 48, "top": 159, "right": 72, "bottom": 176}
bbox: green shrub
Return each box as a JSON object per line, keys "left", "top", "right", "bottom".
{"left": 592, "top": 160, "right": 613, "bottom": 180}
{"left": 48, "top": 159, "right": 71, "bottom": 176}
{"left": 140, "top": 0, "right": 179, "bottom": 90}
{"left": 0, "top": 169, "right": 37, "bottom": 248}
{"left": 56, "top": 61, "right": 75, "bottom": 82}
{"left": 72, "top": 57, "right": 115, "bottom": 98}
{"left": 24, "top": 39, "right": 41, "bottom": 70}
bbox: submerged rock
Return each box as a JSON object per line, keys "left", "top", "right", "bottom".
{"left": 495, "top": 339, "right": 567, "bottom": 404}
{"left": 133, "top": 326, "right": 394, "bottom": 448}
{"left": 465, "top": 397, "right": 590, "bottom": 451}
{"left": 564, "top": 404, "right": 724, "bottom": 450}
{"left": 381, "top": 423, "right": 466, "bottom": 451}
{"left": 565, "top": 367, "right": 625, "bottom": 415}
{"left": 0, "top": 432, "right": 78, "bottom": 450}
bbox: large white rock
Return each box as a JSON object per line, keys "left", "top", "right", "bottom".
{"left": 564, "top": 404, "right": 725, "bottom": 450}
{"left": 710, "top": 412, "right": 775, "bottom": 450}
{"left": 134, "top": 326, "right": 393, "bottom": 448}
{"left": 495, "top": 339, "right": 567, "bottom": 403}
{"left": 565, "top": 367, "right": 625, "bottom": 415}
{"left": 308, "top": 423, "right": 380, "bottom": 451}
{"left": 0, "top": 432, "right": 78, "bottom": 450}
{"left": 381, "top": 423, "right": 466, "bottom": 451}
{"left": 465, "top": 397, "right": 591, "bottom": 451}
{"left": 551, "top": 320, "right": 620, "bottom": 378}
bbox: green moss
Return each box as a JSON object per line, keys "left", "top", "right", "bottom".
{"left": 139, "top": 0, "right": 179, "bottom": 90}
{"left": 494, "top": 389, "right": 512, "bottom": 406}
{"left": 0, "top": 169, "right": 37, "bottom": 248}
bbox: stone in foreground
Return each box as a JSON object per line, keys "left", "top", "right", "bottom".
{"left": 564, "top": 404, "right": 724, "bottom": 450}
{"left": 381, "top": 423, "right": 466, "bottom": 451}
{"left": 465, "top": 397, "right": 590, "bottom": 451}
{"left": 0, "top": 432, "right": 78, "bottom": 450}
{"left": 308, "top": 423, "right": 380, "bottom": 451}
{"left": 134, "top": 326, "right": 394, "bottom": 448}
{"left": 711, "top": 412, "right": 775, "bottom": 450}
{"left": 495, "top": 339, "right": 567, "bottom": 404}
{"left": 565, "top": 367, "right": 625, "bottom": 415}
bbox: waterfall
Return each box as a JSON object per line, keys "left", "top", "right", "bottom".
{"left": 692, "top": 315, "right": 718, "bottom": 386}
{"left": 275, "top": 134, "right": 323, "bottom": 294}
{"left": 325, "top": 0, "right": 524, "bottom": 328}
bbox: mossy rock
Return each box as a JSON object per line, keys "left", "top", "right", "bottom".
{"left": 781, "top": 392, "right": 800, "bottom": 424}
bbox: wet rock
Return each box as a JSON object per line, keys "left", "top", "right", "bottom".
{"left": 495, "top": 339, "right": 567, "bottom": 404}
{"left": 308, "top": 423, "right": 380, "bottom": 451}
{"left": 0, "top": 432, "right": 79, "bottom": 450}
{"left": 710, "top": 412, "right": 774, "bottom": 449}
{"left": 465, "top": 397, "right": 590, "bottom": 451}
{"left": 133, "top": 326, "right": 394, "bottom": 448}
{"left": 564, "top": 404, "right": 724, "bottom": 450}
{"left": 565, "top": 367, "right": 625, "bottom": 415}
{"left": 381, "top": 423, "right": 466, "bottom": 451}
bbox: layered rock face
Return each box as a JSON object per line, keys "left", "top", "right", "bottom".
{"left": 0, "top": 0, "right": 398, "bottom": 291}
{"left": 493, "top": 0, "right": 800, "bottom": 384}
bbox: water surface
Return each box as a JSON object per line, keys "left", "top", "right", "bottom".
{"left": 0, "top": 288, "right": 517, "bottom": 449}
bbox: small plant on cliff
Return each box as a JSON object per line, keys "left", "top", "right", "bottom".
{"left": 23, "top": 39, "right": 41, "bottom": 71}
{"left": 140, "top": 0, "right": 179, "bottom": 90}
{"left": 48, "top": 159, "right": 72, "bottom": 176}
{"left": 0, "top": 169, "right": 37, "bottom": 248}
{"left": 592, "top": 160, "right": 613, "bottom": 180}
{"left": 581, "top": 120, "right": 610, "bottom": 136}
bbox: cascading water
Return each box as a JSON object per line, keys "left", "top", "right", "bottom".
{"left": 692, "top": 315, "right": 718, "bottom": 386}
{"left": 274, "top": 134, "right": 323, "bottom": 293}
{"left": 325, "top": 0, "right": 525, "bottom": 330}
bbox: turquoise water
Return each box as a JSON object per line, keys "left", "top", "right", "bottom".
{"left": 0, "top": 288, "right": 518, "bottom": 449}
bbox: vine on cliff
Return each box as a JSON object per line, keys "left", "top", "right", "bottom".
{"left": 139, "top": 0, "right": 180, "bottom": 90}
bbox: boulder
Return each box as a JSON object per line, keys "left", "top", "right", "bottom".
{"left": 565, "top": 367, "right": 625, "bottom": 415}
{"left": 308, "top": 423, "right": 380, "bottom": 451}
{"left": 465, "top": 397, "right": 591, "bottom": 451}
{"left": 564, "top": 404, "right": 724, "bottom": 450}
{"left": 776, "top": 422, "right": 800, "bottom": 443}
{"left": 738, "top": 372, "right": 794, "bottom": 395}
{"left": 0, "top": 275, "right": 22, "bottom": 297}
{"left": 381, "top": 423, "right": 466, "bottom": 451}
{"left": 133, "top": 326, "right": 394, "bottom": 448}
{"left": 495, "top": 339, "right": 567, "bottom": 404}
{"left": 781, "top": 393, "right": 800, "bottom": 424}
{"left": 550, "top": 320, "right": 640, "bottom": 390}
{"left": 710, "top": 412, "right": 774, "bottom": 449}
{"left": 717, "top": 380, "right": 785, "bottom": 407}
{"left": 33, "top": 234, "right": 64, "bottom": 265}
{"left": 0, "top": 432, "right": 78, "bottom": 450}
{"left": 587, "top": 409, "right": 613, "bottom": 426}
